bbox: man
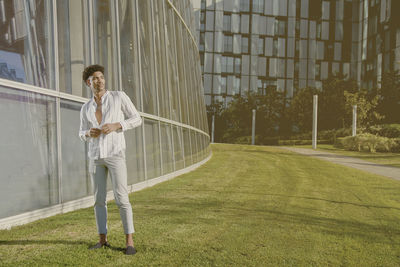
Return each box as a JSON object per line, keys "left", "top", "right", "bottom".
{"left": 79, "top": 64, "right": 142, "bottom": 255}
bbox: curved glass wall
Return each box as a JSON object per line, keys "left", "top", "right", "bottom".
{"left": 0, "top": 0, "right": 210, "bottom": 220}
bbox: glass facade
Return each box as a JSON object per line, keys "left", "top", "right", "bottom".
{"left": 196, "top": 0, "right": 400, "bottom": 104}
{"left": 0, "top": 0, "right": 210, "bottom": 221}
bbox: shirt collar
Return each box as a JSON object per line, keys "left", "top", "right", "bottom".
{"left": 91, "top": 90, "right": 109, "bottom": 106}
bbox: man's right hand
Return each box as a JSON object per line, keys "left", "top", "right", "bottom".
{"left": 87, "top": 128, "right": 101, "bottom": 138}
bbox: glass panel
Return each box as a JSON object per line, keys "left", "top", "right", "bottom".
{"left": 288, "top": 0, "right": 296, "bottom": 16}
{"left": 0, "top": 86, "right": 58, "bottom": 219}
{"left": 334, "top": 42, "right": 342, "bottom": 61}
{"left": 0, "top": 0, "right": 54, "bottom": 88}
{"left": 173, "top": 126, "right": 184, "bottom": 170}
{"left": 190, "top": 131, "right": 198, "bottom": 163}
{"left": 175, "top": 21, "right": 188, "bottom": 124}
{"left": 301, "top": 0, "right": 309, "bottom": 18}
{"left": 119, "top": 0, "right": 141, "bottom": 109}
{"left": 57, "top": 0, "right": 88, "bottom": 97}
{"left": 160, "top": 123, "right": 174, "bottom": 174}
{"left": 322, "top": 1, "right": 330, "bottom": 20}
{"left": 61, "top": 100, "right": 89, "bottom": 202}
{"left": 183, "top": 128, "right": 192, "bottom": 167}
{"left": 322, "top": 21, "right": 329, "bottom": 40}
{"left": 287, "top": 38, "right": 295, "bottom": 57}
{"left": 138, "top": 0, "right": 157, "bottom": 115}
{"left": 165, "top": 8, "right": 180, "bottom": 121}
{"left": 125, "top": 125, "right": 145, "bottom": 183}
{"left": 144, "top": 119, "right": 161, "bottom": 179}
{"left": 153, "top": 1, "right": 170, "bottom": 119}
{"left": 299, "top": 59, "right": 307, "bottom": 79}
{"left": 335, "top": 21, "right": 343, "bottom": 41}
{"left": 278, "top": 38, "right": 286, "bottom": 57}
{"left": 240, "top": 14, "right": 249, "bottom": 34}
{"left": 93, "top": 0, "right": 116, "bottom": 90}
{"left": 300, "top": 19, "right": 308, "bottom": 38}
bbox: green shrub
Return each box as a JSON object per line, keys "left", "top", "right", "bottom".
{"left": 339, "top": 133, "right": 397, "bottom": 152}
{"left": 234, "top": 136, "right": 252, "bottom": 145}
{"left": 260, "top": 136, "right": 280, "bottom": 145}
{"left": 368, "top": 124, "right": 400, "bottom": 138}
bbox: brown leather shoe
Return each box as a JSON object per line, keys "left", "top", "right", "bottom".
{"left": 89, "top": 242, "right": 111, "bottom": 250}
{"left": 125, "top": 246, "right": 137, "bottom": 255}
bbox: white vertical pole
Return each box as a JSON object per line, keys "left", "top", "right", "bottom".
{"left": 312, "top": 95, "right": 318, "bottom": 149}
{"left": 211, "top": 115, "right": 215, "bottom": 143}
{"left": 252, "top": 109, "right": 256, "bottom": 145}
{"left": 352, "top": 105, "right": 357, "bottom": 136}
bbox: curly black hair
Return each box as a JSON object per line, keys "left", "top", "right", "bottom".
{"left": 82, "top": 64, "right": 104, "bottom": 82}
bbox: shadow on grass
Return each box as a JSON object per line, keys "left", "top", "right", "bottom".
{"left": 0, "top": 240, "right": 91, "bottom": 246}
{"left": 169, "top": 188, "right": 400, "bottom": 211}
{"left": 142, "top": 195, "right": 400, "bottom": 245}
{"left": 0, "top": 240, "right": 127, "bottom": 252}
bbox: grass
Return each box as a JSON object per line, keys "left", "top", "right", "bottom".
{"left": 1, "top": 143, "right": 400, "bottom": 266}
{"left": 297, "top": 144, "right": 400, "bottom": 168}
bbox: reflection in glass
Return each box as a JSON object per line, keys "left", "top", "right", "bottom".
{"left": 119, "top": 0, "right": 141, "bottom": 109}
{"left": 93, "top": 0, "right": 116, "bottom": 90}
{"left": 125, "top": 126, "right": 145, "bottom": 183}
{"left": 183, "top": 128, "right": 192, "bottom": 166}
{"left": 138, "top": 0, "right": 157, "bottom": 115}
{"left": 57, "top": 0, "right": 88, "bottom": 97}
{"left": 61, "top": 100, "right": 89, "bottom": 202}
{"left": 160, "top": 123, "right": 174, "bottom": 174}
{"left": 0, "top": 0, "right": 53, "bottom": 88}
{"left": 0, "top": 86, "right": 58, "bottom": 218}
{"left": 173, "top": 126, "right": 184, "bottom": 170}
{"left": 144, "top": 119, "right": 161, "bottom": 179}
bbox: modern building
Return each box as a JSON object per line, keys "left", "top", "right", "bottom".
{"left": 0, "top": 0, "right": 210, "bottom": 228}
{"left": 194, "top": 0, "right": 400, "bottom": 106}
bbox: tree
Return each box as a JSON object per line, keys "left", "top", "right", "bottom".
{"left": 344, "top": 89, "right": 383, "bottom": 128}
{"left": 319, "top": 74, "right": 358, "bottom": 130}
{"left": 287, "top": 86, "right": 320, "bottom": 133}
{"left": 377, "top": 71, "right": 400, "bottom": 123}
{"left": 206, "top": 100, "right": 226, "bottom": 143}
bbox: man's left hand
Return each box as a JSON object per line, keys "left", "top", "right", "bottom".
{"left": 101, "top": 123, "right": 121, "bottom": 134}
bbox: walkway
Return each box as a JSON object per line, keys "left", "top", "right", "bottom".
{"left": 281, "top": 147, "right": 400, "bottom": 181}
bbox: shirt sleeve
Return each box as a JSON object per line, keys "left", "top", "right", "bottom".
{"left": 119, "top": 91, "right": 142, "bottom": 131}
{"left": 79, "top": 104, "right": 90, "bottom": 141}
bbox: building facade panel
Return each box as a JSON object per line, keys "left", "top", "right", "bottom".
{"left": 197, "top": 0, "right": 400, "bottom": 107}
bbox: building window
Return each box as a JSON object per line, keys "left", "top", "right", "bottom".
{"left": 253, "top": 0, "right": 264, "bottom": 13}
{"left": 199, "top": 32, "right": 205, "bottom": 50}
{"left": 273, "top": 39, "right": 278, "bottom": 56}
{"left": 241, "top": 36, "right": 249, "bottom": 53}
{"left": 235, "top": 58, "right": 241, "bottom": 74}
{"left": 240, "top": 0, "right": 250, "bottom": 12}
{"left": 221, "top": 56, "right": 227, "bottom": 72}
{"left": 224, "top": 35, "right": 233, "bottom": 53}
{"left": 227, "top": 57, "right": 234, "bottom": 73}
{"left": 277, "top": 20, "right": 287, "bottom": 36}
{"left": 221, "top": 76, "right": 227, "bottom": 95}
{"left": 258, "top": 38, "right": 264, "bottom": 55}
{"left": 201, "top": 0, "right": 206, "bottom": 10}
{"left": 223, "top": 14, "right": 231, "bottom": 32}
{"left": 233, "top": 77, "right": 241, "bottom": 95}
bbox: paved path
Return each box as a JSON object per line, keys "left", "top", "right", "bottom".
{"left": 280, "top": 147, "right": 400, "bottom": 181}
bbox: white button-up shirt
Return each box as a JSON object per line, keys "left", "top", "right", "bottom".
{"left": 79, "top": 90, "right": 142, "bottom": 159}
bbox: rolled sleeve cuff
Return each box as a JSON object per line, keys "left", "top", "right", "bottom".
{"left": 119, "top": 121, "right": 127, "bottom": 132}
{"left": 79, "top": 130, "right": 89, "bottom": 141}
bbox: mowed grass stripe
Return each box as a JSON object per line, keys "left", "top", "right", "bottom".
{"left": 0, "top": 143, "right": 399, "bottom": 266}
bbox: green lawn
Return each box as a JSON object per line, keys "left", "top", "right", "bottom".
{"left": 1, "top": 143, "right": 400, "bottom": 266}
{"left": 301, "top": 144, "right": 400, "bottom": 168}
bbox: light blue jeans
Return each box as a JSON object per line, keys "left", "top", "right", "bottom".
{"left": 90, "top": 154, "right": 134, "bottom": 235}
